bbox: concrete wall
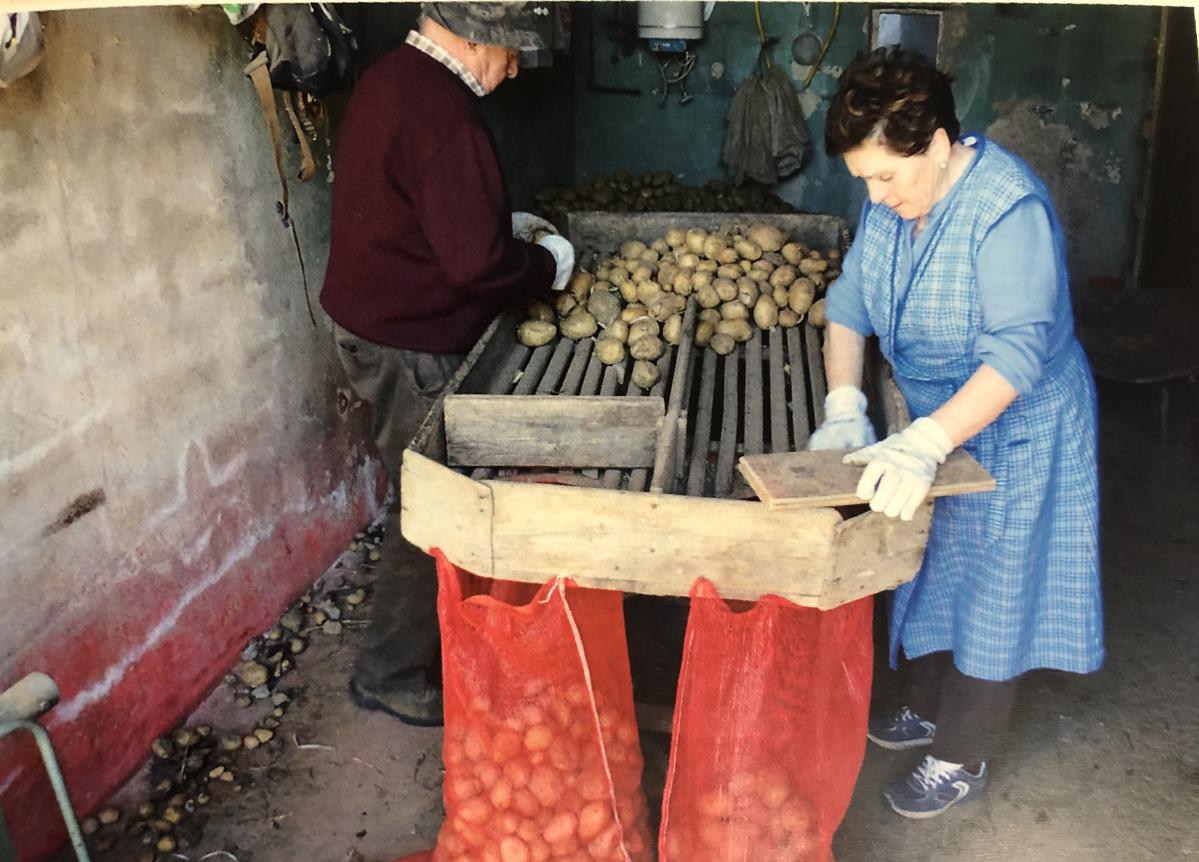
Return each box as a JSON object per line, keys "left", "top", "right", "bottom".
{"left": 0, "top": 9, "right": 385, "bottom": 858}
{"left": 573, "top": 2, "right": 1159, "bottom": 289}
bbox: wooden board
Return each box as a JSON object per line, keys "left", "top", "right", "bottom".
{"left": 400, "top": 451, "right": 494, "bottom": 578}
{"left": 737, "top": 448, "right": 995, "bottom": 510}
{"left": 444, "top": 395, "right": 664, "bottom": 469}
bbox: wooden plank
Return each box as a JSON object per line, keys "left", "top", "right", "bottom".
{"left": 445, "top": 395, "right": 664, "bottom": 469}
{"left": 629, "top": 352, "right": 674, "bottom": 492}
{"left": 785, "top": 327, "right": 811, "bottom": 447}
{"left": 589, "top": 365, "right": 623, "bottom": 480}
{"left": 513, "top": 344, "right": 555, "bottom": 395}
{"left": 804, "top": 324, "right": 828, "bottom": 425}
{"left": 484, "top": 479, "right": 843, "bottom": 604}
{"left": 714, "top": 348, "right": 741, "bottom": 497}
{"left": 400, "top": 451, "right": 494, "bottom": 578}
{"left": 651, "top": 300, "right": 699, "bottom": 494}
{"left": 686, "top": 348, "right": 719, "bottom": 497}
{"left": 768, "top": 328, "right": 789, "bottom": 453}
{"left": 580, "top": 350, "right": 604, "bottom": 396}
{"left": 737, "top": 448, "right": 996, "bottom": 510}
{"left": 743, "top": 329, "right": 764, "bottom": 456}
{"left": 559, "top": 338, "right": 594, "bottom": 395}
{"left": 536, "top": 338, "right": 576, "bottom": 394}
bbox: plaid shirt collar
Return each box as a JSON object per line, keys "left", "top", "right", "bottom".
{"left": 405, "top": 30, "right": 486, "bottom": 98}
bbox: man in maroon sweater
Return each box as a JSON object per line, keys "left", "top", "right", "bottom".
{"left": 321, "top": 3, "right": 574, "bottom": 726}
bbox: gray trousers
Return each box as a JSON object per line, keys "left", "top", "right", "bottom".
{"left": 333, "top": 323, "right": 465, "bottom": 693}
{"left": 906, "top": 651, "right": 1019, "bottom": 770}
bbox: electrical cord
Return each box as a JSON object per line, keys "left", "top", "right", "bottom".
{"left": 803, "top": 1, "right": 841, "bottom": 90}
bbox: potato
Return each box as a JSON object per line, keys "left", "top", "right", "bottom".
{"left": 734, "top": 238, "right": 763, "bottom": 261}
{"left": 716, "top": 246, "right": 741, "bottom": 265}
{"left": 639, "top": 248, "right": 661, "bottom": 264}
{"left": 665, "top": 227, "right": 687, "bottom": 248}
{"left": 746, "top": 223, "right": 786, "bottom": 253}
{"left": 773, "top": 285, "right": 790, "bottom": 307}
{"left": 696, "top": 259, "right": 719, "bottom": 274}
{"left": 631, "top": 263, "right": 656, "bottom": 284}
{"left": 677, "top": 252, "right": 701, "bottom": 270}
{"left": 738, "top": 279, "right": 761, "bottom": 307}
{"left": 518, "top": 319, "right": 557, "bottom": 347}
{"left": 608, "top": 267, "right": 629, "bottom": 286}
{"left": 695, "top": 320, "right": 715, "bottom": 347}
{"left": 702, "top": 234, "right": 729, "bottom": 261}
{"left": 527, "top": 301, "right": 555, "bottom": 323}
{"left": 631, "top": 359, "right": 660, "bottom": 389}
{"left": 809, "top": 272, "right": 826, "bottom": 292}
{"left": 621, "top": 302, "right": 647, "bottom": 323}
{"left": 629, "top": 335, "right": 664, "bottom": 361}
{"left": 657, "top": 261, "right": 679, "bottom": 288}
{"left": 769, "top": 264, "right": 798, "bottom": 289}
{"left": 568, "top": 272, "right": 593, "bottom": 303}
{"left": 716, "top": 263, "right": 742, "bottom": 280}
{"left": 754, "top": 294, "right": 779, "bottom": 329}
{"left": 747, "top": 268, "right": 770, "bottom": 285}
{"left": 595, "top": 338, "right": 626, "bottom": 366}
{"left": 691, "top": 271, "right": 713, "bottom": 291}
{"left": 684, "top": 228, "right": 708, "bottom": 255}
{"left": 651, "top": 238, "right": 670, "bottom": 255}
{"left": 827, "top": 247, "right": 843, "bottom": 263}
{"left": 662, "top": 313, "right": 683, "bottom": 345}
{"left": 788, "top": 278, "right": 816, "bottom": 315}
{"left": 619, "top": 240, "right": 647, "bottom": 260}
{"left": 672, "top": 269, "right": 695, "bottom": 296}
{"left": 720, "top": 301, "right": 749, "bottom": 322}
{"left": 799, "top": 256, "right": 829, "bottom": 275}
{"left": 709, "top": 333, "right": 736, "bottom": 355}
{"left": 714, "top": 278, "right": 738, "bottom": 302}
{"left": 605, "top": 319, "right": 629, "bottom": 343}
{"left": 695, "top": 283, "right": 721, "bottom": 309}
{"left": 779, "top": 308, "right": 802, "bottom": 327}
{"left": 587, "top": 290, "right": 621, "bottom": 327}
{"left": 595, "top": 264, "right": 611, "bottom": 282}
{"left": 809, "top": 297, "right": 827, "bottom": 327}
{"left": 649, "top": 294, "right": 686, "bottom": 322}
{"left": 698, "top": 308, "right": 722, "bottom": 326}
{"left": 636, "top": 280, "right": 662, "bottom": 305}
{"left": 781, "top": 242, "right": 804, "bottom": 265}
{"left": 716, "top": 318, "right": 753, "bottom": 342}
{"left": 751, "top": 258, "right": 776, "bottom": 275}
{"left": 553, "top": 293, "right": 577, "bottom": 317}
{"left": 628, "top": 318, "right": 660, "bottom": 343}
{"left": 560, "top": 310, "right": 598, "bottom": 340}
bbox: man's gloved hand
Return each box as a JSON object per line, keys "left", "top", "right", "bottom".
{"left": 843, "top": 416, "right": 954, "bottom": 521}
{"left": 808, "top": 386, "right": 878, "bottom": 451}
{"left": 536, "top": 234, "right": 576, "bottom": 292}
{"left": 512, "top": 211, "right": 559, "bottom": 242}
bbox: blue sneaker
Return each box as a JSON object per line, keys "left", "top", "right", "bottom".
{"left": 885, "top": 755, "right": 987, "bottom": 819}
{"left": 868, "top": 706, "right": 937, "bottom": 749}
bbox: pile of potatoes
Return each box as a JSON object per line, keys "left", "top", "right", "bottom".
{"left": 661, "top": 767, "right": 820, "bottom": 862}
{"left": 517, "top": 223, "right": 841, "bottom": 388}
{"left": 433, "top": 682, "right": 653, "bottom": 862}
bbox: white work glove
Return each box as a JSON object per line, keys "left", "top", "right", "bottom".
{"left": 536, "top": 234, "right": 576, "bottom": 292}
{"left": 808, "top": 386, "right": 878, "bottom": 451}
{"left": 512, "top": 211, "right": 559, "bottom": 242}
{"left": 843, "top": 416, "right": 954, "bottom": 521}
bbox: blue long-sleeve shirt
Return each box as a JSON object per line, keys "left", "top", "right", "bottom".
{"left": 827, "top": 195, "right": 1059, "bottom": 396}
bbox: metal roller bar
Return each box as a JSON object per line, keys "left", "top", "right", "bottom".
{"left": 804, "top": 324, "right": 828, "bottom": 426}
{"left": 768, "top": 329, "right": 790, "bottom": 452}
{"left": 686, "top": 347, "right": 719, "bottom": 497}
{"left": 536, "top": 338, "right": 576, "bottom": 394}
{"left": 786, "top": 327, "right": 812, "bottom": 447}
{"left": 743, "top": 329, "right": 764, "bottom": 457}
{"left": 714, "top": 348, "right": 741, "bottom": 497}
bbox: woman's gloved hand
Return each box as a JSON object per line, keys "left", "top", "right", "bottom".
{"left": 808, "top": 386, "right": 878, "bottom": 450}
{"left": 843, "top": 416, "right": 954, "bottom": 521}
{"left": 535, "top": 234, "right": 576, "bottom": 292}
{"left": 512, "top": 211, "right": 559, "bottom": 242}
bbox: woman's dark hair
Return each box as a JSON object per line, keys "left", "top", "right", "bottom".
{"left": 825, "top": 47, "right": 960, "bottom": 157}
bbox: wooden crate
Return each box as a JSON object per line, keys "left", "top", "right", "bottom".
{"left": 401, "top": 213, "right": 986, "bottom": 609}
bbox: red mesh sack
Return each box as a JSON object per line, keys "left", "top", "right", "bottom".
{"left": 659, "top": 579, "right": 873, "bottom": 862}
{"left": 430, "top": 550, "right": 654, "bottom": 862}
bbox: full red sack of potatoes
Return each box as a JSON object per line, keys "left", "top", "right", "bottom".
{"left": 430, "top": 550, "right": 654, "bottom": 862}
{"left": 659, "top": 579, "right": 872, "bottom": 862}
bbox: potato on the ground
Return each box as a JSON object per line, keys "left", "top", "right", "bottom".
{"left": 809, "top": 297, "right": 827, "bottom": 327}
{"left": 518, "top": 319, "right": 557, "bottom": 347}
{"left": 716, "top": 318, "right": 753, "bottom": 342}
{"left": 631, "top": 360, "right": 660, "bottom": 389}
{"left": 560, "top": 309, "right": 598, "bottom": 340}
{"left": 595, "top": 338, "right": 626, "bottom": 366}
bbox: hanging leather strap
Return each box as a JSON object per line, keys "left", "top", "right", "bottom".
{"left": 245, "top": 51, "right": 291, "bottom": 226}
{"left": 283, "top": 90, "right": 317, "bottom": 182}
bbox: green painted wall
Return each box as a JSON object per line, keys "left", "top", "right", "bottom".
{"left": 572, "top": 2, "right": 1159, "bottom": 288}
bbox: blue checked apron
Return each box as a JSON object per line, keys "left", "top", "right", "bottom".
{"left": 856, "top": 136, "right": 1103, "bottom": 681}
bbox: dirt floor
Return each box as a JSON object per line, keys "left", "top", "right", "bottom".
{"left": 61, "top": 380, "right": 1198, "bottom": 862}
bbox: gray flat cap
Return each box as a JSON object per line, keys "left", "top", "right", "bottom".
{"left": 422, "top": 2, "right": 552, "bottom": 54}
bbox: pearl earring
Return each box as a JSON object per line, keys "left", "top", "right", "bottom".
{"left": 938, "top": 161, "right": 948, "bottom": 170}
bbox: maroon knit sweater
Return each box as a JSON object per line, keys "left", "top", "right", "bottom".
{"left": 320, "top": 43, "right": 557, "bottom": 354}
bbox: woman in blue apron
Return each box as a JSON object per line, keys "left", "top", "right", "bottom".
{"left": 809, "top": 48, "right": 1103, "bottom": 819}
